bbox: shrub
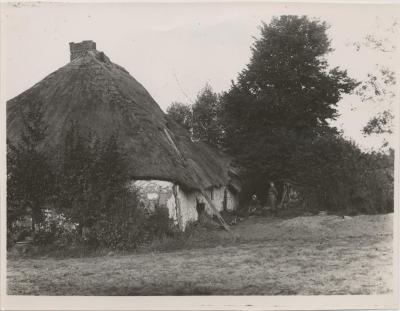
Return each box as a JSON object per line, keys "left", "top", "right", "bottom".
{"left": 269, "top": 138, "right": 394, "bottom": 216}
{"left": 82, "top": 202, "right": 177, "bottom": 251}
{"left": 85, "top": 207, "right": 148, "bottom": 250}
{"left": 33, "top": 210, "right": 80, "bottom": 246}
{"left": 7, "top": 217, "right": 32, "bottom": 249}
{"left": 146, "top": 207, "right": 176, "bottom": 238}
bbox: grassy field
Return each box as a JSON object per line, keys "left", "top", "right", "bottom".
{"left": 7, "top": 213, "right": 394, "bottom": 295}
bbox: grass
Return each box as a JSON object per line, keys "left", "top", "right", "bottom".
{"left": 7, "top": 213, "right": 394, "bottom": 295}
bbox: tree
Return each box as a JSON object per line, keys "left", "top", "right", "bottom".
{"left": 7, "top": 102, "right": 54, "bottom": 233}
{"left": 221, "top": 16, "right": 358, "bottom": 202}
{"left": 167, "top": 84, "right": 224, "bottom": 148}
{"left": 7, "top": 143, "right": 27, "bottom": 225}
{"left": 166, "top": 102, "right": 193, "bottom": 131}
{"left": 56, "top": 125, "right": 97, "bottom": 229}
{"left": 91, "top": 133, "right": 130, "bottom": 212}
{"left": 356, "top": 67, "right": 396, "bottom": 139}
{"left": 192, "top": 84, "right": 223, "bottom": 147}
{"left": 292, "top": 134, "right": 393, "bottom": 215}
{"left": 57, "top": 126, "right": 132, "bottom": 232}
{"left": 352, "top": 18, "right": 398, "bottom": 148}
{"left": 226, "top": 16, "right": 357, "bottom": 139}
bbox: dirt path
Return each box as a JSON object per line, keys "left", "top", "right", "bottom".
{"left": 7, "top": 214, "right": 394, "bottom": 295}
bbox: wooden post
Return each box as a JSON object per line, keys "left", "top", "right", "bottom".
{"left": 200, "top": 189, "right": 231, "bottom": 231}
{"left": 279, "top": 183, "right": 288, "bottom": 209}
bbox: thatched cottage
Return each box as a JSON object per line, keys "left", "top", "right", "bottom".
{"left": 7, "top": 40, "right": 240, "bottom": 230}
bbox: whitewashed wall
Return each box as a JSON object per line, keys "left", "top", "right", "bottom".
{"left": 131, "top": 180, "right": 178, "bottom": 224}
{"left": 196, "top": 187, "right": 239, "bottom": 214}
{"left": 226, "top": 189, "right": 239, "bottom": 211}
{"left": 175, "top": 185, "right": 198, "bottom": 229}
{"left": 130, "top": 180, "right": 239, "bottom": 231}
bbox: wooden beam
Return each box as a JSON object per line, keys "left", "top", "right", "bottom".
{"left": 279, "top": 183, "right": 288, "bottom": 209}
{"left": 200, "top": 189, "right": 231, "bottom": 231}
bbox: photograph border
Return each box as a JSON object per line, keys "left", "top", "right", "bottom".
{"left": 1, "top": 0, "right": 399, "bottom": 310}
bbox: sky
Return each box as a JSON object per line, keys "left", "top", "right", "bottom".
{"left": 1, "top": 2, "right": 398, "bottom": 151}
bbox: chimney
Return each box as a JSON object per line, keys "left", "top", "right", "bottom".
{"left": 69, "top": 40, "right": 97, "bottom": 61}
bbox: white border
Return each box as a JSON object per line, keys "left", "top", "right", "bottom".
{"left": 0, "top": 1, "right": 399, "bottom": 310}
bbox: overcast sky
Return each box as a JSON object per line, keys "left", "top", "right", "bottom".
{"left": 1, "top": 2, "right": 398, "bottom": 150}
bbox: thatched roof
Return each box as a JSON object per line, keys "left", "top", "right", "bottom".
{"left": 7, "top": 41, "right": 236, "bottom": 191}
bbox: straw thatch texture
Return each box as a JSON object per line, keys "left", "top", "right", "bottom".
{"left": 7, "top": 48, "right": 232, "bottom": 191}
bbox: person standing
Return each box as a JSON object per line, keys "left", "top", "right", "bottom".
{"left": 248, "top": 194, "right": 260, "bottom": 215}
{"left": 268, "top": 182, "right": 278, "bottom": 212}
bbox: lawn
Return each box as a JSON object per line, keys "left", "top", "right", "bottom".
{"left": 7, "top": 213, "right": 394, "bottom": 295}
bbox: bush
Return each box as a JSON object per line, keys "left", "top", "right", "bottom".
{"left": 12, "top": 187, "right": 178, "bottom": 251}
{"left": 273, "top": 138, "right": 394, "bottom": 217}
{"left": 33, "top": 210, "right": 80, "bottom": 246}
{"left": 83, "top": 205, "right": 176, "bottom": 251}
{"left": 146, "top": 207, "right": 176, "bottom": 238}
{"left": 85, "top": 207, "right": 148, "bottom": 250}
{"left": 7, "top": 217, "right": 32, "bottom": 249}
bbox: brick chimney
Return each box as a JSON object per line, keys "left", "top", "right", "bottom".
{"left": 69, "top": 40, "right": 97, "bottom": 61}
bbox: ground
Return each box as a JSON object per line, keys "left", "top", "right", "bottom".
{"left": 7, "top": 213, "right": 394, "bottom": 295}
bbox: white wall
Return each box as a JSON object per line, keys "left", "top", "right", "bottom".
{"left": 197, "top": 186, "right": 239, "bottom": 214}
{"left": 130, "top": 180, "right": 178, "bottom": 225}
{"left": 175, "top": 185, "right": 199, "bottom": 229}
{"left": 130, "top": 180, "right": 239, "bottom": 231}
{"left": 207, "top": 187, "right": 225, "bottom": 214}
{"left": 226, "top": 189, "right": 239, "bottom": 211}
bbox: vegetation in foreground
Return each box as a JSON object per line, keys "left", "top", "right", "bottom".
{"left": 7, "top": 213, "right": 393, "bottom": 295}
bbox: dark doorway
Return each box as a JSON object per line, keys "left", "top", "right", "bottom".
{"left": 196, "top": 198, "right": 205, "bottom": 214}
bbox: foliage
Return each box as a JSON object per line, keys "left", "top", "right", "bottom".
{"left": 32, "top": 210, "right": 80, "bottom": 246}
{"left": 222, "top": 16, "right": 357, "bottom": 151}
{"left": 235, "top": 131, "right": 394, "bottom": 215}
{"left": 67, "top": 200, "right": 175, "bottom": 251}
{"left": 56, "top": 127, "right": 130, "bottom": 229}
{"left": 56, "top": 125, "right": 96, "bottom": 228}
{"left": 8, "top": 117, "right": 178, "bottom": 250}
{"left": 7, "top": 101, "right": 55, "bottom": 233}
{"left": 356, "top": 67, "right": 396, "bottom": 138}
{"left": 218, "top": 16, "right": 394, "bottom": 215}
{"left": 352, "top": 18, "right": 398, "bottom": 144}
{"left": 192, "top": 84, "right": 223, "bottom": 147}
{"left": 363, "top": 110, "right": 394, "bottom": 135}
{"left": 145, "top": 206, "right": 176, "bottom": 238}
{"left": 167, "top": 102, "right": 193, "bottom": 131}
{"left": 165, "top": 16, "right": 393, "bottom": 216}
{"left": 7, "top": 217, "right": 32, "bottom": 248}
{"left": 55, "top": 127, "right": 177, "bottom": 250}
{"left": 291, "top": 136, "right": 394, "bottom": 215}
{"left": 167, "top": 84, "right": 223, "bottom": 148}
{"left": 83, "top": 189, "right": 146, "bottom": 250}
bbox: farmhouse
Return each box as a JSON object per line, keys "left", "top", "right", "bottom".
{"left": 6, "top": 40, "right": 240, "bottom": 230}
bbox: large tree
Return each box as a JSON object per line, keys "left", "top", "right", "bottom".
{"left": 221, "top": 16, "right": 358, "bottom": 200}
{"left": 57, "top": 126, "right": 131, "bottom": 232}
{"left": 56, "top": 125, "right": 97, "bottom": 229}
{"left": 7, "top": 102, "right": 54, "bottom": 233}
